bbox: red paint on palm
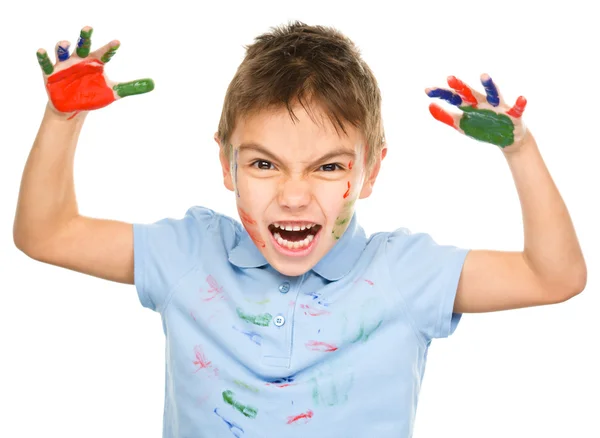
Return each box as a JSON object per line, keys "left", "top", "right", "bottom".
{"left": 46, "top": 58, "right": 115, "bottom": 113}
{"left": 429, "top": 103, "right": 456, "bottom": 129}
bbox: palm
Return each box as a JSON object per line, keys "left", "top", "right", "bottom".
{"left": 37, "top": 26, "right": 154, "bottom": 119}
{"left": 426, "top": 74, "right": 527, "bottom": 148}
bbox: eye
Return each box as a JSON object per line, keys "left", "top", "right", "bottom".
{"left": 251, "top": 160, "right": 275, "bottom": 170}
{"left": 320, "top": 163, "right": 342, "bottom": 172}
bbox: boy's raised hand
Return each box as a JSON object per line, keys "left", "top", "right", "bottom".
{"left": 36, "top": 26, "right": 154, "bottom": 119}
{"left": 425, "top": 74, "right": 527, "bottom": 149}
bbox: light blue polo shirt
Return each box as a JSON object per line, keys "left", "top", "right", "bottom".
{"left": 133, "top": 206, "right": 469, "bottom": 438}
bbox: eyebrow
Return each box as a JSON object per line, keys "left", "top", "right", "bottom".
{"left": 237, "top": 142, "right": 357, "bottom": 169}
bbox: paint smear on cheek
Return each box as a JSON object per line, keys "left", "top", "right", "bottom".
{"left": 343, "top": 181, "right": 351, "bottom": 199}
{"left": 238, "top": 207, "right": 265, "bottom": 247}
{"left": 348, "top": 160, "right": 353, "bottom": 170}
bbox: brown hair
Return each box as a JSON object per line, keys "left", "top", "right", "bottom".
{"left": 216, "top": 21, "right": 385, "bottom": 170}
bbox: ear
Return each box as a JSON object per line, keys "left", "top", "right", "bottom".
{"left": 359, "top": 144, "right": 387, "bottom": 199}
{"left": 215, "top": 132, "right": 235, "bottom": 192}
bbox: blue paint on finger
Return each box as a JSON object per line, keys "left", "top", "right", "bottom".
{"left": 57, "top": 45, "right": 70, "bottom": 61}
{"left": 426, "top": 88, "right": 462, "bottom": 106}
{"left": 481, "top": 76, "right": 500, "bottom": 106}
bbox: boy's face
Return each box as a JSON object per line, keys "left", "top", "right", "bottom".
{"left": 216, "top": 102, "right": 386, "bottom": 276}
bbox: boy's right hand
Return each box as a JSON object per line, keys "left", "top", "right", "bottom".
{"left": 37, "top": 26, "right": 154, "bottom": 120}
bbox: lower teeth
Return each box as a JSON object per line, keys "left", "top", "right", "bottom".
{"left": 273, "top": 232, "right": 315, "bottom": 249}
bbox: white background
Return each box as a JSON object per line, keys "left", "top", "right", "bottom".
{"left": 1, "top": 1, "right": 598, "bottom": 437}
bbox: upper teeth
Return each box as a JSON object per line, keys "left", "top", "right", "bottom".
{"left": 273, "top": 222, "right": 315, "bottom": 231}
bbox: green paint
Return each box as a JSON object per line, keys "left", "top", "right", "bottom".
{"left": 234, "top": 379, "right": 259, "bottom": 393}
{"left": 236, "top": 308, "right": 272, "bottom": 326}
{"left": 100, "top": 43, "right": 120, "bottom": 63}
{"left": 352, "top": 320, "right": 383, "bottom": 343}
{"left": 245, "top": 298, "right": 271, "bottom": 305}
{"left": 310, "top": 369, "right": 354, "bottom": 407}
{"left": 332, "top": 199, "right": 356, "bottom": 240}
{"left": 37, "top": 51, "right": 53, "bottom": 75}
{"left": 459, "top": 106, "right": 515, "bottom": 147}
{"left": 76, "top": 28, "right": 93, "bottom": 58}
{"left": 222, "top": 390, "right": 258, "bottom": 418}
{"left": 113, "top": 79, "right": 155, "bottom": 98}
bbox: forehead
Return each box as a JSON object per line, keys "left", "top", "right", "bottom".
{"left": 232, "top": 104, "right": 364, "bottom": 158}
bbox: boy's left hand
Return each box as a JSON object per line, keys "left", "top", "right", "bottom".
{"left": 425, "top": 74, "right": 527, "bottom": 150}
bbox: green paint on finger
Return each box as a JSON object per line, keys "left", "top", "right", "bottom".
{"left": 76, "top": 28, "right": 93, "bottom": 58}
{"left": 113, "top": 79, "right": 155, "bottom": 98}
{"left": 101, "top": 43, "right": 120, "bottom": 63}
{"left": 459, "top": 106, "right": 515, "bottom": 147}
{"left": 222, "top": 390, "right": 258, "bottom": 418}
{"left": 37, "top": 51, "right": 53, "bottom": 75}
{"left": 236, "top": 308, "right": 272, "bottom": 326}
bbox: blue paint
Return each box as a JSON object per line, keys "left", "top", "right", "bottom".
{"left": 318, "top": 329, "right": 321, "bottom": 334}
{"left": 426, "top": 88, "right": 462, "bottom": 106}
{"left": 306, "top": 291, "right": 330, "bottom": 307}
{"left": 233, "top": 325, "right": 262, "bottom": 345}
{"left": 269, "top": 375, "right": 295, "bottom": 385}
{"left": 481, "top": 76, "right": 500, "bottom": 106}
{"left": 57, "top": 45, "right": 70, "bottom": 62}
{"left": 214, "top": 408, "right": 244, "bottom": 437}
{"left": 77, "top": 36, "right": 86, "bottom": 48}
{"left": 233, "top": 147, "right": 239, "bottom": 197}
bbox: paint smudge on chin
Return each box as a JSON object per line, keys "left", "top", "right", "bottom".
{"left": 287, "top": 409, "right": 314, "bottom": 424}
{"left": 305, "top": 340, "right": 338, "bottom": 352}
{"left": 238, "top": 207, "right": 265, "bottom": 248}
{"left": 343, "top": 181, "right": 351, "bottom": 199}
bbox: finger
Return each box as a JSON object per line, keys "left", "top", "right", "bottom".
{"left": 507, "top": 96, "right": 527, "bottom": 118}
{"left": 91, "top": 40, "right": 120, "bottom": 63}
{"left": 55, "top": 40, "right": 71, "bottom": 62}
{"left": 447, "top": 75, "right": 480, "bottom": 106}
{"left": 428, "top": 102, "right": 460, "bottom": 130}
{"left": 481, "top": 73, "right": 501, "bottom": 107}
{"left": 36, "top": 49, "right": 54, "bottom": 75}
{"left": 425, "top": 87, "right": 462, "bottom": 106}
{"left": 112, "top": 78, "right": 155, "bottom": 99}
{"left": 76, "top": 26, "right": 93, "bottom": 58}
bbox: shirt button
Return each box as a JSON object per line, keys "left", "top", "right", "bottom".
{"left": 273, "top": 315, "right": 285, "bottom": 327}
{"left": 278, "top": 282, "right": 290, "bottom": 294}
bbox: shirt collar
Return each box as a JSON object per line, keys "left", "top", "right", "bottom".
{"left": 228, "top": 213, "right": 367, "bottom": 281}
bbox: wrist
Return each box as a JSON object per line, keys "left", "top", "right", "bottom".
{"left": 44, "top": 102, "right": 88, "bottom": 124}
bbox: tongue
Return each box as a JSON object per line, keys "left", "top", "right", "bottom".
{"left": 278, "top": 229, "right": 311, "bottom": 242}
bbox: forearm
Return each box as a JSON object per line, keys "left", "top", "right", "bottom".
{"left": 13, "top": 104, "right": 87, "bottom": 253}
{"left": 504, "top": 130, "right": 587, "bottom": 294}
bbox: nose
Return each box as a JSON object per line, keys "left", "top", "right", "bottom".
{"left": 278, "top": 177, "right": 311, "bottom": 212}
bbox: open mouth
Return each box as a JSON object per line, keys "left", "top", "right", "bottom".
{"left": 268, "top": 222, "right": 322, "bottom": 251}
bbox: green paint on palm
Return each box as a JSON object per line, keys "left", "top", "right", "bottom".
{"left": 459, "top": 106, "right": 514, "bottom": 147}
{"left": 236, "top": 308, "right": 272, "bottom": 326}
{"left": 222, "top": 390, "right": 258, "bottom": 418}
{"left": 101, "top": 43, "right": 120, "bottom": 63}
{"left": 37, "top": 51, "right": 53, "bottom": 75}
{"left": 113, "top": 79, "right": 155, "bottom": 98}
{"left": 76, "top": 28, "right": 93, "bottom": 58}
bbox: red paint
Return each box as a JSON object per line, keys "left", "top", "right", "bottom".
{"left": 447, "top": 76, "right": 478, "bottom": 106}
{"left": 507, "top": 96, "right": 527, "bottom": 118}
{"left": 364, "top": 279, "right": 374, "bottom": 286}
{"left": 348, "top": 160, "right": 353, "bottom": 170}
{"left": 305, "top": 340, "right": 338, "bottom": 352}
{"left": 193, "top": 345, "right": 212, "bottom": 371}
{"left": 190, "top": 311, "right": 196, "bottom": 321}
{"left": 343, "top": 181, "right": 351, "bottom": 199}
{"left": 46, "top": 58, "right": 115, "bottom": 114}
{"left": 287, "top": 409, "right": 314, "bottom": 424}
{"left": 300, "top": 304, "right": 331, "bottom": 316}
{"left": 201, "top": 275, "right": 225, "bottom": 301}
{"left": 429, "top": 103, "right": 456, "bottom": 129}
{"left": 238, "top": 207, "right": 265, "bottom": 248}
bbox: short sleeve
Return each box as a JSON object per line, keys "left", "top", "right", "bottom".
{"left": 132, "top": 206, "right": 217, "bottom": 313}
{"left": 386, "top": 229, "right": 470, "bottom": 341}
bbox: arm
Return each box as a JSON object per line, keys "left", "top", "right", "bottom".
{"left": 13, "top": 26, "right": 154, "bottom": 284}
{"left": 426, "top": 74, "right": 586, "bottom": 313}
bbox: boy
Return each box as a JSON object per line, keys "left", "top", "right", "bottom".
{"left": 14, "top": 21, "right": 586, "bottom": 438}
